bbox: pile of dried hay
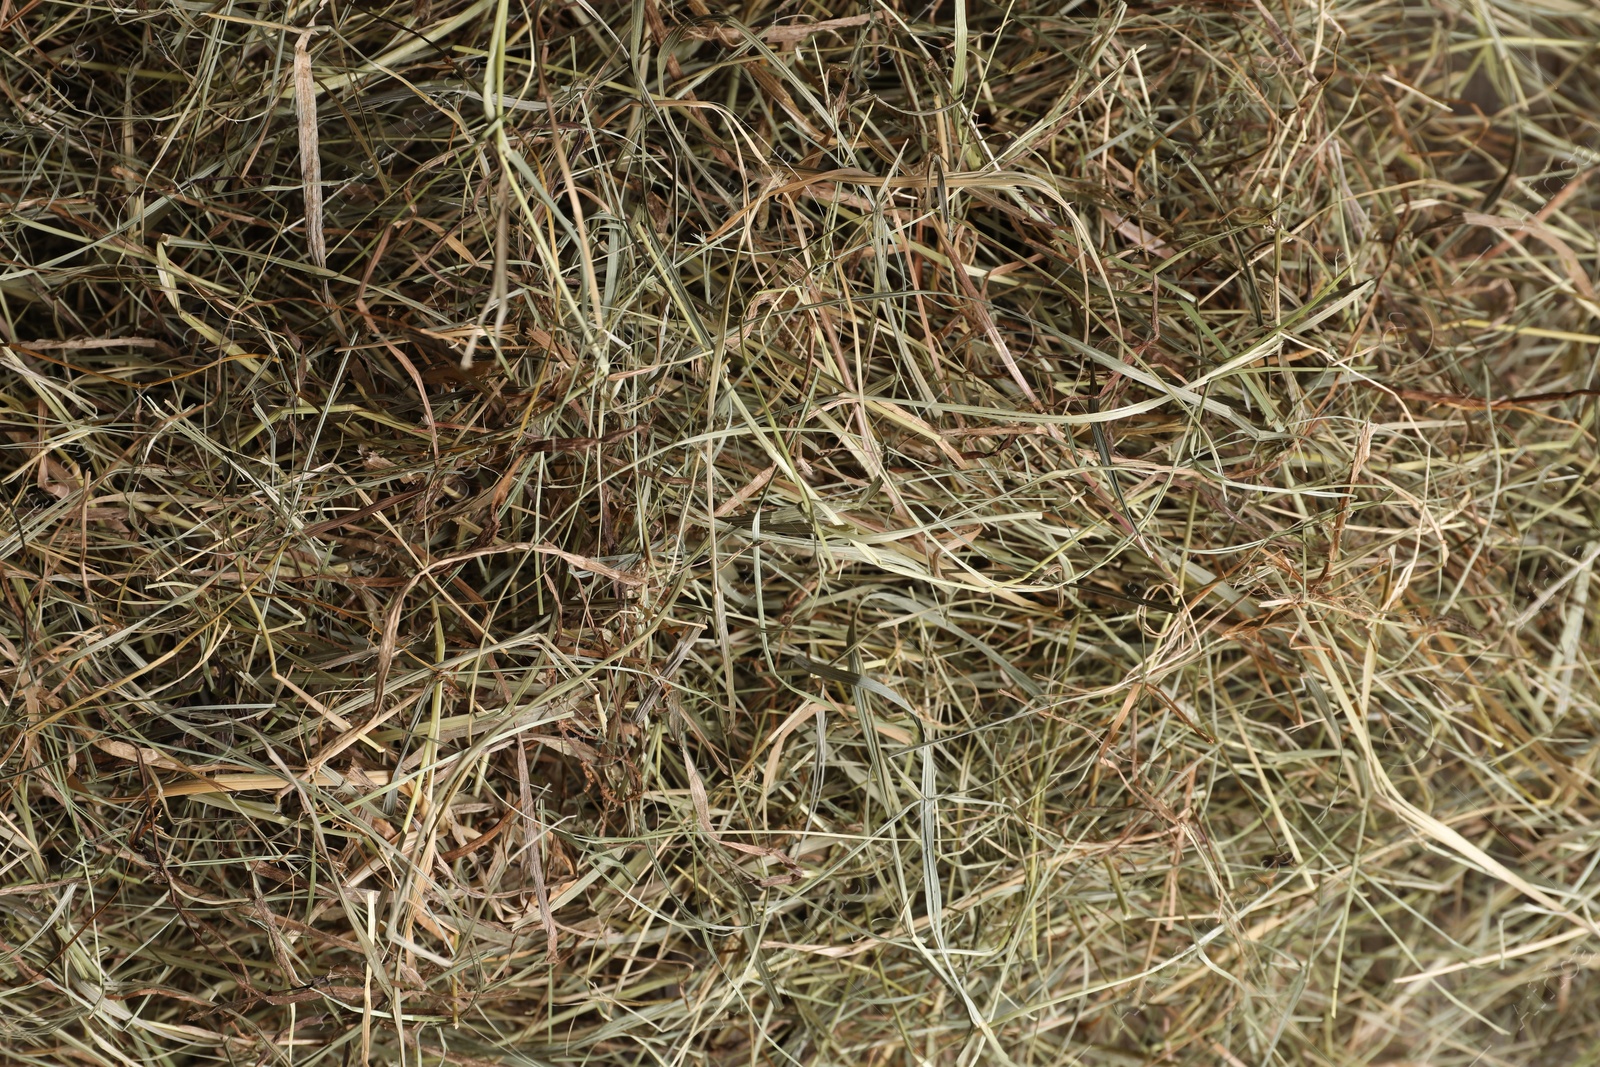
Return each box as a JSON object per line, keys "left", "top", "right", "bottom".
{"left": 2, "top": 0, "right": 1598, "bottom": 1063}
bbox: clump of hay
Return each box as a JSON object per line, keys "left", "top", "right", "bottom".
{"left": 2, "top": 1, "right": 1598, "bottom": 1063}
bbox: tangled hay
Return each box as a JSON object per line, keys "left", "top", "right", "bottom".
{"left": 2, "top": 0, "right": 1599, "bottom": 1063}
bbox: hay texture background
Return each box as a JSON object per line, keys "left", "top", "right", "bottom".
{"left": 1, "top": 0, "right": 1599, "bottom": 1064}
